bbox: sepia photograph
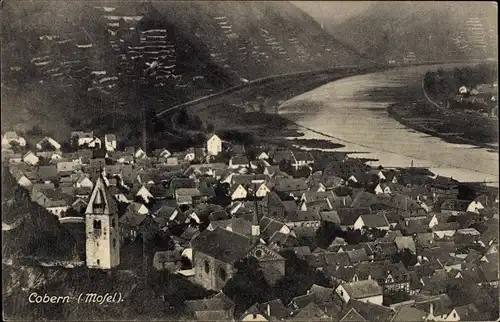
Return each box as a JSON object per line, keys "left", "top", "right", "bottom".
{"left": 1, "top": 1, "right": 498, "bottom": 321}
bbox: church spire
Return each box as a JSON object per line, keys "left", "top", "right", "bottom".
{"left": 85, "top": 169, "right": 116, "bottom": 215}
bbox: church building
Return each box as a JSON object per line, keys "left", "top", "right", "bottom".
{"left": 85, "top": 170, "right": 120, "bottom": 269}
{"left": 192, "top": 208, "right": 286, "bottom": 291}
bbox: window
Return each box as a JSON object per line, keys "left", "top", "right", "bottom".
{"left": 204, "top": 261, "right": 210, "bottom": 274}
{"left": 112, "top": 218, "right": 116, "bottom": 228}
{"left": 96, "top": 259, "right": 100, "bottom": 265}
{"left": 219, "top": 267, "right": 227, "bottom": 281}
{"left": 112, "top": 239, "right": 117, "bottom": 249}
{"left": 453, "top": 313, "right": 457, "bottom": 318}
{"left": 93, "top": 220, "right": 102, "bottom": 230}
{"left": 254, "top": 249, "right": 263, "bottom": 258}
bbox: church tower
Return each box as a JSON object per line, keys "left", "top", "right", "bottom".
{"left": 251, "top": 184, "right": 261, "bottom": 244}
{"left": 85, "top": 170, "right": 120, "bottom": 269}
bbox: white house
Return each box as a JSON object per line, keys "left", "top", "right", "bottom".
{"left": 230, "top": 184, "right": 247, "bottom": 200}
{"left": 466, "top": 200, "right": 485, "bottom": 214}
{"left": 374, "top": 183, "right": 392, "bottom": 195}
{"left": 206, "top": 134, "right": 222, "bottom": 156}
{"left": 2, "top": 131, "right": 26, "bottom": 148}
{"left": 75, "top": 176, "right": 93, "bottom": 189}
{"left": 23, "top": 151, "right": 39, "bottom": 166}
{"left": 135, "top": 148, "right": 147, "bottom": 160}
{"left": 104, "top": 134, "right": 117, "bottom": 152}
{"left": 36, "top": 137, "right": 61, "bottom": 151}
{"left": 255, "top": 183, "right": 271, "bottom": 198}
{"left": 335, "top": 280, "right": 383, "bottom": 305}
{"left": 353, "top": 213, "right": 390, "bottom": 231}
{"left": 257, "top": 152, "right": 270, "bottom": 160}
{"left": 229, "top": 156, "right": 249, "bottom": 169}
{"left": 136, "top": 185, "right": 154, "bottom": 203}
{"left": 14, "top": 173, "right": 32, "bottom": 188}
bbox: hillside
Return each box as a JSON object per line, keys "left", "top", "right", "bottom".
{"left": 2, "top": 168, "right": 78, "bottom": 261}
{"left": 1, "top": 1, "right": 361, "bottom": 143}
{"left": 327, "top": 2, "right": 498, "bottom": 63}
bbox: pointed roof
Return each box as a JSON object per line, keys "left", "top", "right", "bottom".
{"left": 85, "top": 172, "right": 117, "bottom": 215}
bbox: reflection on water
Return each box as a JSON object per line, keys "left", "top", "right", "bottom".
{"left": 279, "top": 64, "right": 499, "bottom": 185}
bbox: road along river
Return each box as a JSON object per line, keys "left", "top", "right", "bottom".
{"left": 278, "top": 64, "right": 499, "bottom": 185}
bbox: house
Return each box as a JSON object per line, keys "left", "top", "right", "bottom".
{"left": 229, "top": 184, "right": 247, "bottom": 201}
{"left": 374, "top": 183, "right": 395, "bottom": 195}
{"left": 134, "top": 148, "right": 147, "bottom": 160}
{"left": 445, "top": 304, "right": 479, "bottom": 321}
{"left": 291, "top": 151, "right": 314, "bottom": 170}
{"left": 185, "top": 292, "right": 235, "bottom": 321}
{"left": 2, "top": 131, "right": 26, "bottom": 148}
{"left": 414, "top": 294, "right": 454, "bottom": 321}
{"left": 37, "top": 165, "right": 59, "bottom": 182}
{"left": 206, "top": 134, "right": 222, "bottom": 156}
{"left": 285, "top": 210, "right": 321, "bottom": 229}
{"left": 12, "top": 171, "right": 32, "bottom": 188}
{"left": 33, "top": 189, "right": 72, "bottom": 219}
{"left": 75, "top": 175, "right": 93, "bottom": 189}
{"left": 255, "top": 182, "right": 271, "bottom": 198}
{"left": 229, "top": 155, "right": 249, "bottom": 169}
{"left": 36, "top": 137, "right": 61, "bottom": 151}
{"left": 338, "top": 208, "right": 371, "bottom": 230}
{"left": 136, "top": 185, "right": 154, "bottom": 203}
{"left": 429, "top": 176, "right": 459, "bottom": 198}
{"left": 23, "top": 151, "right": 39, "bottom": 166}
{"left": 152, "top": 248, "right": 183, "bottom": 272}
{"left": 275, "top": 178, "right": 308, "bottom": 196}
{"left": 438, "top": 199, "right": 469, "bottom": 215}
{"left": 240, "top": 299, "right": 289, "bottom": 321}
{"left": 353, "top": 213, "right": 390, "bottom": 231}
{"left": 175, "top": 188, "right": 201, "bottom": 206}
{"left": 335, "top": 280, "right": 383, "bottom": 305}
{"left": 153, "top": 148, "right": 172, "bottom": 159}
{"left": 104, "top": 134, "right": 117, "bottom": 152}
{"left": 56, "top": 161, "right": 77, "bottom": 176}
{"left": 391, "top": 306, "right": 427, "bottom": 322}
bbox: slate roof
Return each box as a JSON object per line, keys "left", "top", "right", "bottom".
{"left": 261, "top": 299, "right": 289, "bottom": 320}
{"left": 338, "top": 208, "right": 371, "bottom": 226}
{"left": 292, "top": 302, "right": 329, "bottom": 320}
{"left": 340, "top": 308, "right": 366, "bottom": 321}
{"left": 340, "top": 280, "right": 382, "bottom": 299}
{"left": 345, "top": 299, "right": 393, "bottom": 322}
{"left": 37, "top": 165, "right": 59, "bottom": 181}
{"left": 192, "top": 227, "right": 254, "bottom": 264}
{"left": 358, "top": 213, "right": 390, "bottom": 228}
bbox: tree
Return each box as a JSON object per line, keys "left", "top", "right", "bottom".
{"left": 314, "top": 221, "right": 342, "bottom": 249}
{"left": 9, "top": 141, "right": 23, "bottom": 153}
{"left": 223, "top": 257, "right": 273, "bottom": 317}
{"left": 273, "top": 250, "right": 332, "bottom": 305}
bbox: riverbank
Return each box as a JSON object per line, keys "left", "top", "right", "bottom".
{"left": 387, "top": 101, "right": 498, "bottom": 152}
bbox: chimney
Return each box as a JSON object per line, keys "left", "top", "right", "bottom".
{"left": 267, "top": 304, "right": 271, "bottom": 317}
{"left": 429, "top": 303, "right": 434, "bottom": 317}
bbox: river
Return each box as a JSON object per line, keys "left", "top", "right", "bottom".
{"left": 278, "top": 64, "right": 499, "bottom": 185}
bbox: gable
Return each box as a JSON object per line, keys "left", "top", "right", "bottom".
{"left": 249, "top": 244, "right": 285, "bottom": 262}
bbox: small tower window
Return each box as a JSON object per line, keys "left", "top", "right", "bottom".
{"left": 204, "top": 261, "right": 210, "bottom": 274}
{"left": 219, "top": 267, "right": 227, "bottom": 281}
{"left": 93, "top": 220, "right": 102, "bottom": 230}
{"left": 96, "top": 259, "right": 100, "bottom": 266}
{"left": 112, "top": 218, "right": 116, "bottom": 229}
{"left": 112, "top": 238, "right": 117, "bottom": 249}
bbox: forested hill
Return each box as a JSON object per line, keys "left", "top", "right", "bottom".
{"left": 328, "top": 2, "right": 497, "bottom": 63}
{"left": 1, "top": 1, "right": 361, "bottom": 142}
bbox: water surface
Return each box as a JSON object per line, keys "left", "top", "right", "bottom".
{"left": 279, "top": 64, "right": 499, "bottom": 184}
